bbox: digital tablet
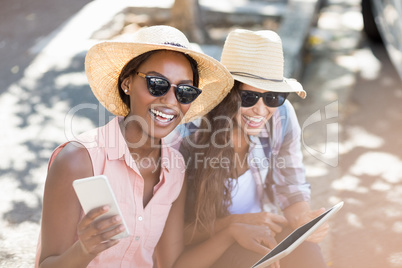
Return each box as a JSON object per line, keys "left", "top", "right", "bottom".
{"left": 73, "top": 175, "right": 130, "bottom": 240}
{"left": 251, "top": 201, "right": 344, "bottom": 268}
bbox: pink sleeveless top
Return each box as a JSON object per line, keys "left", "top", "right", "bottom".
{"left": 36, "top": 116, "right": 185, "bottom": 267}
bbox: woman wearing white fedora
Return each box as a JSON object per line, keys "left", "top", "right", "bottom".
{"left": 35, "top": 25, "right": 233, "bottom": 267}
{"left": 171, "top": 29, "right": 329, "bottom": 267}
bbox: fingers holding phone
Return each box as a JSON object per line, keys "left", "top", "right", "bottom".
{"left": 72, "top": 175, "right": 130, "bottom": 255}
{"left": 77, "top": 205, "right": 126, "bottom": 256}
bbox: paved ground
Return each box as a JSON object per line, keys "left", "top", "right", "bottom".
{"left": 296, "top": 1, "right": 402, "bottom": 267}
{"left": 329, "top": 42, "right": 402, "bottom": 267}
{"left": 1, "top": 0, "right": 402, "bottom": 267}
{"left": 331, "top": 42, "right": 402, "bottom": 268}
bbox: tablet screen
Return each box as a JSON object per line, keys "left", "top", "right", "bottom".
{"left": 252, "top": 207, "right": 333, "bottom": 267}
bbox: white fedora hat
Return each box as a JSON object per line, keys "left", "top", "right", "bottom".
{"left": 220, "top": 29, "right": 306, "bottom": 99}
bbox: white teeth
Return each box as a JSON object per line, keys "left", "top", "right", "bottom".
{"left": 151, "top": 109, "right": 175, "bottom": 120}
{"left": 244, "top": 115, "right": 263, "bottom": 123}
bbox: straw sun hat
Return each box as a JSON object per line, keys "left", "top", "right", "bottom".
{"left": 85, "top": 25, "right": 234, "bottom": 123}
{"left": 220, "top": 29, "right": 306, "bottom": 99}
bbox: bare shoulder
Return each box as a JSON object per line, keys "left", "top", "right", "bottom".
{"left": 46, "top": 141, "right": 93, "bottom": 189}
{"left": 40, "top": 142, "right": 94, "bottom": 263}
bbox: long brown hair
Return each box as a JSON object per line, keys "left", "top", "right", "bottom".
{"left": 185, "top": 81, "right": 243, "bottom": 238}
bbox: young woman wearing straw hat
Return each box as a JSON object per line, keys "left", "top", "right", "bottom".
{"left": 36, "top": 25, "right": 233, "bottom": 268}
{"left": 171, "top": 29, "right": 329, "bottom": 267}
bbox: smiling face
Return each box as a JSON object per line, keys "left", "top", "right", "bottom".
{"left": 235, "top": 83, "right": 278, "bottom": 136}
{"left": 122, "top": 50, "right": 195, "bottom": 140}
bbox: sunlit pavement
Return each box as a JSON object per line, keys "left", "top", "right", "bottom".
{"left": 294, "top": 0, "right": 402, "bottom": 267}
{"left": 1, "top": 0, "right": 402, "bottom": 267}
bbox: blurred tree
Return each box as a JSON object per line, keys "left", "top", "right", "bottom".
{"left": 171, "top": 0, "right": 208, "bottom": 43}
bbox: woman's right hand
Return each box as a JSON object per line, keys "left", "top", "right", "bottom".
{"left": 77, "top": 206, "right": 126, "bottom": 257}
{"left": 229, "top": 223, "right": 280, "bottom": 268}
{"left": 232, "top": 212, "right": 288, "bottom": 235}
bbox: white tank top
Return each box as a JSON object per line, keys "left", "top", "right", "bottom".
{"left": 227, "top": 169, "right": 261, "bottom": 214}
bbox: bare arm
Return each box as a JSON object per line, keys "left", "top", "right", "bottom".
{"left": 283, "top": 201, "right": 328, "bottom": 243}
{"left": 184, "top": 212, "right": 287, "bottom": 245}
{"left": 154, "top": 179, "right": 187, "bottom": 268}
{"left": 175, "top": 223, "right": 279, "bottom": 268}
{"left": 183, "top": 214, "right": 233, "bottom": 245}
{"left": 155, "top": 175, "right": 279, "bottom": 268}
{"left": 39, "top": 143, "right": 124, "bottom": 267}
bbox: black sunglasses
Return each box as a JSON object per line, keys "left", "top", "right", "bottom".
{"left": 136, "top": 72, "right": 202, "bottom": 104}
{"left": 240, "top": 90, "right": 289, "bottom": 108}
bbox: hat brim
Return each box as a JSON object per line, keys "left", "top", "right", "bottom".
{"left": 85, "top": 41, "right": 234, "bottom": 123}
{"left": 232, "top": 74, "right": 306, "bottom": 99}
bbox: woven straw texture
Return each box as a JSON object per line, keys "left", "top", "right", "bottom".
{"left": 221, "top": 29, "right": 306, "bottom": 99}
{"left": 85, "top": 25, "right": 234, "bottom": 123}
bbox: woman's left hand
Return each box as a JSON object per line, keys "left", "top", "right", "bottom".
{"left": 229, "top": 223, "right": 280, "bottom": 268}
{"left": 294, "top": 208, "right": 329, "bottom": 243}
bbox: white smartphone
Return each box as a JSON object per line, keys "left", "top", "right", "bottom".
{"left": 72, "top": 175, "right": 130, "bottom": 240}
